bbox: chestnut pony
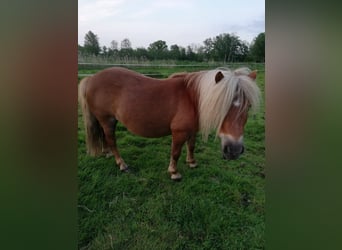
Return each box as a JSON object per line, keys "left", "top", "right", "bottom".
{"left": 79, "top": 67, "right": 260, "bottom": 180}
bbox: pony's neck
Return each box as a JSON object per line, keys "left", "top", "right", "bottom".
{"left": 184, "top": 72, "right": 203, "bottom": 129}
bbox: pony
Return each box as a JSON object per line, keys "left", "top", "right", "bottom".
{"left": 78, "top": 67, "right": 260, "bottom": 180}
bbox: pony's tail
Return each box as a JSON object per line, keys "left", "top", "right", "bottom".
{"left": 78, "top": 77, "right": 105, "bottom": 156}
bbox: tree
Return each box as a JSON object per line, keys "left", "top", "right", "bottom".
{"left": 196, "top": 45, "right": 205, "bottom": 62}
{"left": 205, "top": 33, "right": 249, "bottom": 63}
{"left": 107, "top": 40, "right": 119, "bottom": 59}
{"left": 102, "top": 46, "right": 107, "bottom": 56}
{"left": 135, "top": 47, "right": 149, "bottom": 61}
{"left": 148, "top": 40, "right": 168, "bottom": 60}
{"left": 212, "top": 33, "right": 234, "bottom": 62}
{"left": 169, "top": 44, "right": 181, "bottom": 60}
{"left": 78, "top": 44, "right": 85, "bottom": 55}
{"left": 234, "top": 41, "right": 249, "bottom": 62}
{"left": 249, "top": 32, "right": 265, "bottom": 62}
{"left": 186, "top": 45, "right": 196, "bottom": 61}
{"left": 119, "top": 48, "right": 134, "bottom": 60}
{"left": 121, "top": 38, "right": 132, "bottom": 49}
{"left": 110, "top": 40, "right": 118, "bottom": 50}
{"left": 83, "top": 31, "right": 101, "bottom": 56}
{"left": 179, "top": 47, "right": 187, "bottom": 60}
{"left": 203, "top": 38, "right": 214, "bottom": 58}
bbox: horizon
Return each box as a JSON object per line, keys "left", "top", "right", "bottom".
{"left": 78, "top": 0, "right": 265, "bottom": 49}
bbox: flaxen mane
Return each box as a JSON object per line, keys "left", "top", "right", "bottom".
{"left": 185, "top": 67, "right": 260, "bottom": 141}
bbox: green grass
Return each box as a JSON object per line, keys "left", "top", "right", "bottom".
{"left": 78, "top": 65, "right": 265, "bottom": 249}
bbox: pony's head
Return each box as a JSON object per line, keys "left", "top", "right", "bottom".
{"left": 217, "top": 68, "right": 259, "bottom": 160}
{"left": 190, "top": 67, "right": 260, "bottom": 160}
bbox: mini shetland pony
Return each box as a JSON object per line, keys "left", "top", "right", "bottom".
{"left": 79, "top": 67, "right": 260, "bottom": 180}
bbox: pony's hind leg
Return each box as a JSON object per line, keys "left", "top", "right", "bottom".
{"left": 102, "top": 140, "right": 113, "bottom": 157}
{"left": 101, "top": 117, "right": 129, "bottom": 172}
{"left": 186, "top": 134, "right": 197, "bottom": 168}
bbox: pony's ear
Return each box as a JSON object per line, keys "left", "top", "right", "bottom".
{"left": 215, "top": 71, "right": 224, "bottom": 83}
{"left": 248, "top": 70, "right": 257, "bottom": 80}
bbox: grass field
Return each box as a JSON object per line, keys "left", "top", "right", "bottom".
{"left": 78, "top": 64, "right": 265, "bottom": 249}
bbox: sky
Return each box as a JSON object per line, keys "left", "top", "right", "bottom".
{"left": 78, "top": 0, "right": 265, "bottom": 49}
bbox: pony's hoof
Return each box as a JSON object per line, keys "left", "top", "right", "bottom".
{"left": 105, "top": 152, "right": 113, "bottom": 158}
{"left": 171, "top": 173, "right": 182, "bottom": 181}
{"left": 189, "top": 162, "right": 197, "bottom": 168}
{"left": 120, "top": 166, "right": 130, "bottom": 173}
{"left": 102, "top": 148, "right": 113, "bottom": 158}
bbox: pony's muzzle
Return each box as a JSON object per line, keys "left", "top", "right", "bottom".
{"left": 222, "top": 143, "right": 244, "bottom": 160}
{"left": 219, "top": 134, "right": 245, "bottom": 160}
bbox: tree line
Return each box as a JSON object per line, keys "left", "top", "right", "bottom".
{"left": 78, "top": 31, "right": 265, "bottom": 63}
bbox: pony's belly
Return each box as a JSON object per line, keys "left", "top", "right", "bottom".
{"left": 126, "top": 125, "right": 171, "bottom": 138}
{"left": 118, "top": 110, "right": 173, "bottom": 138}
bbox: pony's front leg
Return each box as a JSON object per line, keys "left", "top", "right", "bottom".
{"left": 186, "top": 134, "right": 197, "bottom": 168}
{"left": 168, "top": 132, "right": 188, "bottom": 180}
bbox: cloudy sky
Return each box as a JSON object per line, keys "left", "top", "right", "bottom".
{"left": 78, "top": 0, "right": 265, "bottom": 49}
